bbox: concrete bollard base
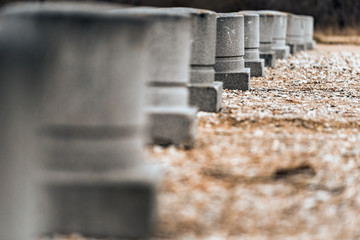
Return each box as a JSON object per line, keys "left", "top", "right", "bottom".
{"left": 189, "top": 81, "right": 223, "bottom": 112}
{"left": 147, "top": 107, "right": 197, "bottom": 148}
{"left": 245, "top": 59, "right": 265, "bottom": 77}
{"left": 306, "top": 41, "right": 316, "bottom": 50}
{"left": 260, "top": 52, "right": 276, "bottom": 68}
{"left": 38, "top": 165, "right": 160, "bottom": 239}
{"left": 273, "top": 45, "right": 290, "bottom": 59}
{"left": 289, "top": 43, "right": 307, "bottom": 54}
{"left": 215, "top": 68, "right": 250, "bottom": 91}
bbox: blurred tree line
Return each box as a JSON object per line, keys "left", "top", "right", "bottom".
{"left": 112, "top": 0, "right": 360, "bottom": 33}
{"left": 1, "top": 0, "right": 360, "bottom": 34}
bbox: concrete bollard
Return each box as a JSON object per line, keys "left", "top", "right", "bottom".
{"left": 0, "top": 16, "right": 40, "bottom": 240}
{"left": 242, "top": 11, "right": 277, "bottom": 67}
{"left": 2, "top": 3, "right": 159, "bottom": 238}
{"left": 215, "top": 13, "right": 250, "bottom": 90}
{"left": 240, "top": 12, "right": 264, "bottom": 77}
{"left": 111, "top": 8, "right": 197, "bottom": 147}
{"left": 286, "top": 14, "right": 307, "bottom": 54}
{"left": 166, "top": 7, "right": 222, "bottom": 112}
{"left": 304, "top": 15, "right": 316, "bottom": 50}
{"left": 257, "top": 12, "right": 277, "bottom": 67}
{"left": 259, "top": 10, "right": 290, "bottom": 59}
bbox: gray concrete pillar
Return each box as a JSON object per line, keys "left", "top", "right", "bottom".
{"left": 111, "top": 8, "right": 196, "bottom": 147}
{"left": 304, "top": 15, "right": 316, "bottom": 50}
{"left": 2, "top": 3, "right": 159, "bottom": 238}
{"left": 242, "top": 10, "right": 277, "bottom": 67}
{"left": 286, "top": 14, "right": 307, "bottom": 54}
{"left": 215, "top": 13, "right": 250, "bottom": 90}
{"left": 0, "top": 14, "right": 40, "bottom": 240}
{"left": 240, "top": 12, "right": 264, "bottom": 77}
{"left": 166, "top": 8, "right": 222, "bottom": 112}
{"left": 259, "top": 10, "right": 290, "bottom": 59}
{"left": 258, "top": 12, "right": 277, "bottom": 67}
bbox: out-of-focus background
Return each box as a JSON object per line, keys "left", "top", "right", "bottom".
{"left": 2, "top": 0, "right": 359, "bottom": 43}
{"left": 2, "top": 0, "right": 360, "bottom": 34}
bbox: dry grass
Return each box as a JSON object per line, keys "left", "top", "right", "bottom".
{"left": 314, "top": 34, "right": 360, "bottom": 45}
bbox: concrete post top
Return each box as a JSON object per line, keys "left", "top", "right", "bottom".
{"left": 286, "top": 13, "right": 306, "bottom": 43}
{"left": 110, "top": 8, "right": 192, "bottom": 85}
{"left": 165, "top": 7, "right": 217, "bottom": 66}
{"left": 298, "top": 15, "right": 308, "bottom": 27}
{"left": 1, "top": 2, "right": 124, "bottom": 18}
{"left": 238, "top": 12, "right": 259, "bottom": 18}
{"left": 303, "top": 15, "right": 315, "bottom": 27}
{"left": 217, "top": 12, "right": 244, "bottom": 18}
{"left": 240, "top": 10, "right": 276, "bottom": 19}
{"left": 287, "top": 14, "right": 304, "bottom": 28}
{"left": 239, "top": 10, "right": 257, "bottom": 14}
{"left": 257, "top": 10, "right": 287, "bottom": 16}
{"left": 108, "top": 7, "right": 191, "bottom": 22}
{"left": 302, "top": 15, "right": 314, "bottom": 21}
{"left": 241, "top": 12, "right": 259, "bottom": 26}
{"left": 287, "top": 13, "right": 302, "bottom": 21}
{"left": 164, "top": 7, "right": 217, "bottom": 17}
{"left": 298, "top": 15, "right": 308, "bottom": 20}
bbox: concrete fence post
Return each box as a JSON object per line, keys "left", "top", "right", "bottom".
{"left": 240, "top": 12, "right": 265, "bottom": 77}
{"left": 0, "top": 12, "right": 40, "bottom": 240}
{"left": 286, "top": 14, "right": 307, "bottom": 54}
{"left": 304, "top": 15, "right": 316, "bottom": 50}
{"left": 242, "top": 11, "right": 277, "bottom": 67}
{"left": 259, "top": 10, "right": 290, "bottom": 59}
{"left": 2, "top": 3, "right": 159, "bottom": 238}
{"left": 111, "top": 8, "right": 197, "bottom": 147}
{"left": 167, "top": 8, "right": 222, "bottom": 112}
{"left": 215, "top": 13, "right": 250, "bottom": 90}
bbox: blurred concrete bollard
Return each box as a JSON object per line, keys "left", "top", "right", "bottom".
{"left": 215, "top": 13, "right": 250, "bottom": 90}
{"left": 111, "top": 8, "right": 197, "bottom": 147}
{"left": 259, "top": 10, "right": 290, "bottom": 59}
{"left": 167, "top": 8, "right": 222, "bottom": 112}
{"left": 286, "top": 14, "right": 306, "bottom": 54}
{"left": 0, "top": 13, "right": 41, "bottom": 240}
{"left": 2, "top": 2, "right": 159, "bottom": 238}
{"left": 304, "top": 15, "right": 316, "bottom": 50}
{"left": 257, "top": 12, "right": 276, "bottom": 67}
{"left": 240, "top": 12, "right": 264, "bottom": 77}
{"left": 242, "top": 11, "right": 277, "bottom": 68}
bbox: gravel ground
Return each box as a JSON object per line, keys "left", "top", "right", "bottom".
{"left": 147, "top": 44, "right": 360, "bottom": 240}
{"left": 50, "top": 44, "right": 360, "bottom": 239}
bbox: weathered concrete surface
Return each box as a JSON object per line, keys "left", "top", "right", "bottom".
{"left": 259, "top": 10, "right": 290, "bottom": 59}
{"left": 2, "top": 3, "right": 159, "bottom": 239}
{"left": 189, "top": 81, "right": 223, "bottom": 112}
{"left": 167, "top": 8, "right": 222, "bottom": 112}
{"left": 215, "top": 69, "right": 250, "bottom": 90}
{"left": 215, "top": 13, "right": 250, "bottom": 90}
{"left": 244, "top": 59, "right": 264, "bottom": 77}
{"left": 0, "top": 12, "right": 41, "bottom": 240}
{"left": 241, "top": 12, "right": 265, "bottom": 77}
{"left": 114, "top": 8, "right": 197, "bottom": 147}
{"left": 243, "top": 11, "right": 277, "bottom": 67}
{"left": 40, "top": 165, "right": 160, "bottom": 238}
{"left": 304, "top": 15, "right": 316, "bottom": 50}
{"left": 147, "top": 106, "right": 197, "bottom": 147}
{"left": 286, "top": 13, "right": 307, "bottom": 54}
